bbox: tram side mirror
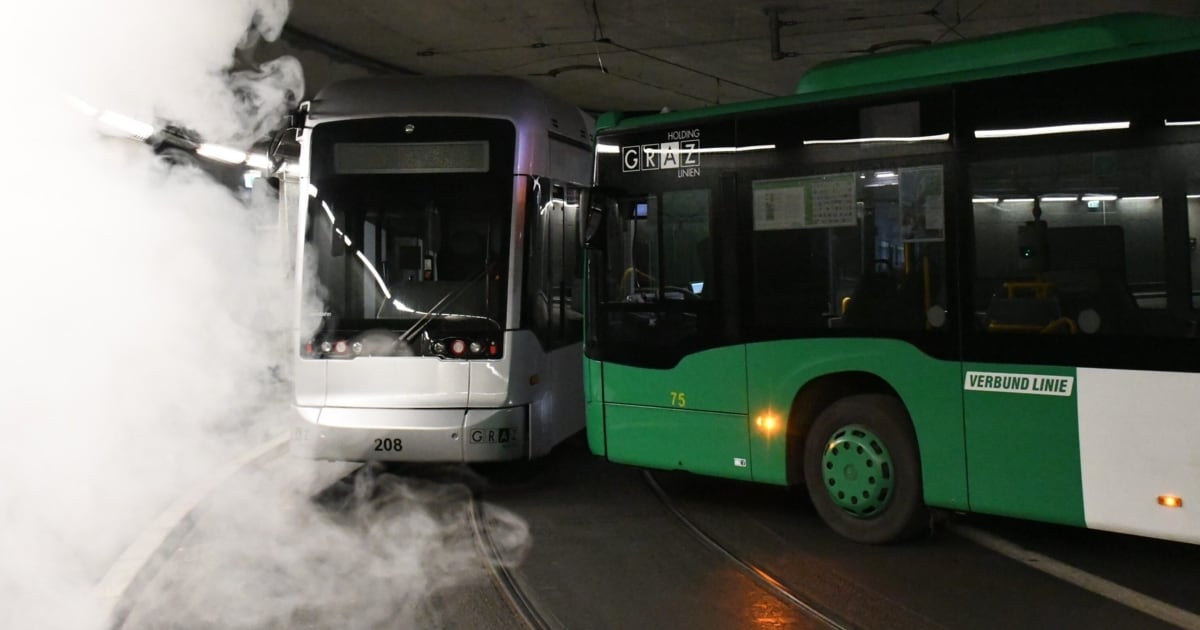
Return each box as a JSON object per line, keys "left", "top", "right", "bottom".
{"left": 268, "top": 101, "right": 308, "bottom": 174}
{"left": 424, "top": 204, "right": 441, "bottom": 255}
{"left": 330, "top": 222, "right": 346, "bottom": 257}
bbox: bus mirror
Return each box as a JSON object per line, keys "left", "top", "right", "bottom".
{"left": 583, "top": 203, "right": 606, "bottom": 249}
{"left": 581, "top": 188, "right": 608, "bottom": 249}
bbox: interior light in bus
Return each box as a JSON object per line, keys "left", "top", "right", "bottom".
{"left": 875, "top": 171, "right": 897, "bottom": 178}
{"left": 754, "top": 411, "right": 781, "bottom": 436}
{"left": 1002, "top": 198, "right": 1035, "bottom": 203}
{"left": 732, "top": 144, "right": 776, "bottom": 152}
{"left": 974, "top": 121, "right": 1129, "bottom": 138}
{"left": 1040, "top": 195, "right": 1078, "bottom": 202}
{"left": 1157, "top": 494, "right": 1183, "bottom": 508}
{"left": 196, "top": 143, "right": 248, "bottom": 165}
{"left": 1120, "top": 195, "right": 1161, "bottom": 201}
{"left": 1164, "top": 119, "right": 1200, "bottom": 127}
{"left": 321, "top": 201, "right": 336, "bottom": 224}
{"left": 308, "top": 183, "right": 320, "bottom": 197}
{"left": 595, "top": 143, "right": 620, "bottom": 154}
{"left": 972, "top": 197, "right": 1000, "bottom": 203}
{"left": 391, "top": 299, "right": 415, "bottom": 313}
{"left": 803, "top": 133, "right": 949, "bottom": 145}
{"left": 1081, "top": 194, "right": 1117, "bottom": 202}
{"left": 1188, "top": 194, "right": 1200, "bottom": 199}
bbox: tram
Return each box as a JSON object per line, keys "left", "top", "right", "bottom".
{"left": 283, "top": 75, "right": 593, "bottom": 462}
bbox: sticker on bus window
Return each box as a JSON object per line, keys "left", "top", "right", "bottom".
{"left": 752, "top": 174, "right": 857, "bottom": 230}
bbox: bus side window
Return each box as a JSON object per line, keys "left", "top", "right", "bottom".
{"left": 970, "top": 149, "right": 1183, "bottom": 337}
{"left": 752, "top": 166, "right": 947, "bottom": 334}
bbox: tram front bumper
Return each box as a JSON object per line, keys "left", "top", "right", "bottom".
{"left": 290, "top": 405, "right": 528, "bottom": 463}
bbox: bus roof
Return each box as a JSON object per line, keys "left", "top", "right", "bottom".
{"left": 596, "top": 13, "right": 1200, "bottom": 133}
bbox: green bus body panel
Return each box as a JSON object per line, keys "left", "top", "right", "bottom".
{"left": 795, "top": 13, "right": 1200, "bottom": 95}
{"left": 594, "top": 13, "right": 1200, "bottom": 135}
{"left": 584, "top": 357, "right": 606, "bottom": 455}
{"left": 587, "top": 340, "right": 969, "bottom": 509}
{"left": 963, "top": 363, "right": 1085, "bottom": 527}
{"left": 604, "top": 404, "right": 752, "bottom": 482}
{"left": 746, "top": 339, "right": 967, "bottom": 508}
{"left": 601, "top": 345, "right": 748, "bottom": 414}
{"left": 598, "top": 346, "right": 750, "bottom": 480}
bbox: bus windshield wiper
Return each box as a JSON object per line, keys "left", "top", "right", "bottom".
{"left": 398, "top": 263, "right": 499, "bottom": 343}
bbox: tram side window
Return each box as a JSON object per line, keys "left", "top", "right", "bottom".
{"left": 970, "top": 148, "right": 1186, "bottom": 337}
{"left": 526, "top": 181, "right": 584, "bottom": 348}
{"left": 750, "top": 166, "right": 947, "bottom": 334}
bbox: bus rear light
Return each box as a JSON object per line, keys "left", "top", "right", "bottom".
{"left": 469, "top": 341, "right": 483, "bottom": 354}
{"left": 304, "top": 342, "right": 314, "bottom": 355}
{"left": 450, "top": 339, "right": 467, "bottom": 356}
{"left": 320, "top": 341, "right": 333, "bottom": 353}
{"left": 488, "top": 341, "right": 498, "bottom": 356}
{"left": 334, "top": 340, "right": 348, "bottom": 354}
{"left": 1158, "top": 495, "right": 1183, "bottom": 508}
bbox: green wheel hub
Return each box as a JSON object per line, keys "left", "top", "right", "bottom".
{"left": 821, "top": 424, "right": 895, "bottom": 517}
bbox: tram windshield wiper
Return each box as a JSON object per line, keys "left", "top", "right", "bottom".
{"left": 398, "top": 263, "right": 500, "bottom": 343}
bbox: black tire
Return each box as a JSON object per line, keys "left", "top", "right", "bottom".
{"left": 803, "top": 393, "right": 928, "bottom": 544}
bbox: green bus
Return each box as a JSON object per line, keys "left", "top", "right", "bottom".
{"left": 582, "top": 13, "right": 1200, "bottom": 545}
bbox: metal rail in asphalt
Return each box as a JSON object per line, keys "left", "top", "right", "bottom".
{"left": 642, "top": 470, "right": 849, "bottom": 630}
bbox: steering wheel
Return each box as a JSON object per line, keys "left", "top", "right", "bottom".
{"left": 663, "top": 285, "right": 701, "bottom": 301}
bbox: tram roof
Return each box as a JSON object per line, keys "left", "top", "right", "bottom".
{"left": 596, "top": 12, "right": 1200, "bottom": 133}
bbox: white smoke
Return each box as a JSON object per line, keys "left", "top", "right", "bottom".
{"left": 0, "top": 2, "right": 528, "bottom": 629}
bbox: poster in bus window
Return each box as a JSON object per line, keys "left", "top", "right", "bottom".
{"left": 752, "top": 174, "right": 857, "bottom": 231}
{"left": 899, "top": 166, "right": 945, "bottom": 240}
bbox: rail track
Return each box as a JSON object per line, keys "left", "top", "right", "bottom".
{"left": 642, "top": 470, "right": 850, "bottom": 630}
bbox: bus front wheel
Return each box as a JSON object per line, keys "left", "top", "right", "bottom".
{"left": 803, "top": 393, "right": 928, "bottom": 544}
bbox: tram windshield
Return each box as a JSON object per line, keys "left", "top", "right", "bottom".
{"left": 301, "top": 118, "right": 514, "bottom": 349}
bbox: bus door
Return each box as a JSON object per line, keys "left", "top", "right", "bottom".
{"left": 590, "top": 181, "right": 750, "bottom": 481}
